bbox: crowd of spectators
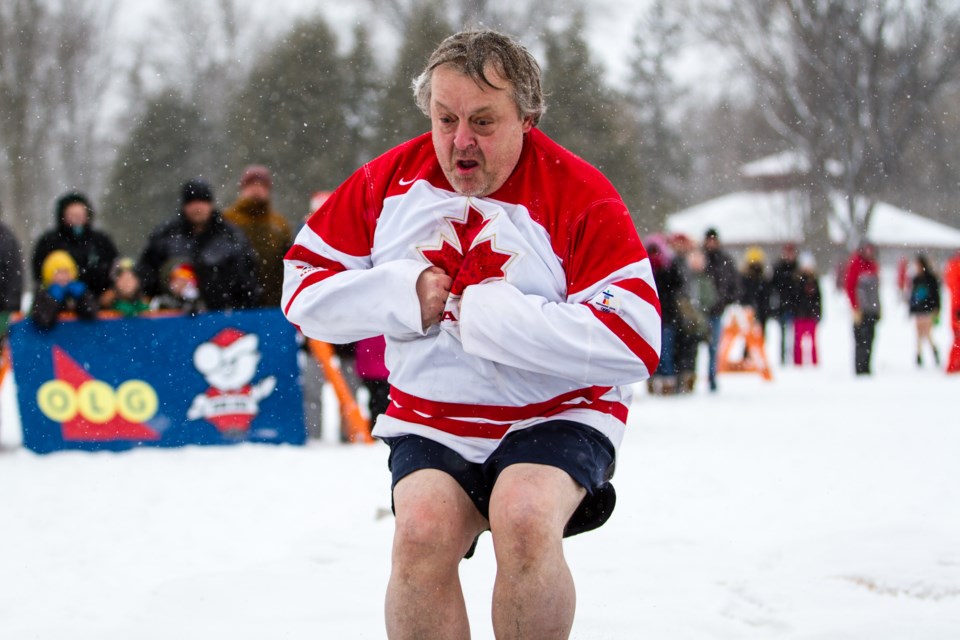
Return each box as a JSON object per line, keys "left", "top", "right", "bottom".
{"left": 645, "top": 227, "right": 960, "bottom": 391}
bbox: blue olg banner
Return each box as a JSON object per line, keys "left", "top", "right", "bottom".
{"left": 8, "top": 308, "right": 306, "bottom": 454}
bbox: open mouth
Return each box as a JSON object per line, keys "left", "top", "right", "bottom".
{"left": 456, "top": 159, "right": 480, "bottom": 171}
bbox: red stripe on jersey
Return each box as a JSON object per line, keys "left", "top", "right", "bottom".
{"left": 385, "top": 398, "right": 629, "bottom": 439}
{"left": 587, "top": 305, "right": 660, "bottom": 374}
{"left": 385, "top": 405, "right": 511, "bottom": 439}
{"left": 388, "top": 385, "right": 614, "bottom": 422}
{"left": 285, "top": 244, "right": 347, "bottom": 272}
{"left": 612, "top": 278, "right": 661, "bottom": 316}
{"left": 284, "top": 268, "right": 339, "bottom": 315}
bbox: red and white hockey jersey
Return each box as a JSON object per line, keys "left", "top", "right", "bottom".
{"left": 283, "top": 129, "right": 661, "bottom": 463}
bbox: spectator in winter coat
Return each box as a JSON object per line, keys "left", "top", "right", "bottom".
{"left": 31, "top": 192, "right": 118, "bottom": 301}
{"left": 102, "top": 257, "right": 150, "bottom": 317}
{"left": 675, "top": 248, "right": 716, "bottom": 392}
{"left": 0, "top": 219, "right": 23, "bottom": 340}
{"left": 30, "top": 250, "right": 98, "bottom": 330}
{"left": 138, "top": 179, "right": 261, "bottom": 311}
{"left": 223, "top": 165, "right": 294, "bottom": 307}
{"left": 739, "top": 245, "right": 772, "bottom": 339}
{"left": 770, "top": 243, "right": 799, "bottom": 365}
{"left": 908, "top": 253, "right": 941, "bottom": 367}
{"left": 646, "top": 234, "right": 682, "bottom": 395}
{"left": 703, "top": 227, "right": 739, "bottom": 391}
{"left": 355, "top": 335, "right": 390, "bottom": 429}
{"left": 792, "top": 251, "right": 822, "bottom": 366}
{"left": 845, "top": 241, "right": 881, "bottom": 375}
{"left": 148, "top": 260, "right": 206, "bottom": 315}
{"left": 0, "top": 220, "right": 23, "bottom": 314}
{"left": 944, "top": 248, "right": 960, "bottom": 373}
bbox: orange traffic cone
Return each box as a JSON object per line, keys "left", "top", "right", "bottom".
{"left": 717, "top": 307, "right": 773, "bottom": 381}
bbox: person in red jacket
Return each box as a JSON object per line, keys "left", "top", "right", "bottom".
{"left": 845, "top": 241, "right": 881, "bottom": 375}
{"left": 943, "top": 248, "right": 960, "bottom": 373}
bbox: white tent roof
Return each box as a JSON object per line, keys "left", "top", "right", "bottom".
{"left": 740, "top": 151, "right": 844, "bottom": 178}
{"left": 665, "top": 190, "right": 960, "bottom": 249}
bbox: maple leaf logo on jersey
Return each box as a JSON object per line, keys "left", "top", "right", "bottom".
{"left": 420, "top": 204, "right": 514, "bottom": 296}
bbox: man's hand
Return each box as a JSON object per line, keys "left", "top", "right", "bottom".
{"left": 853, "top": 308, "right": 863, "bottom": 325}
{"left": 417, "top": 266, "right": 452, "bottom": 330}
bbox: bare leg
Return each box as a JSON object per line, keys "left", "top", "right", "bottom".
{"left": 386, "top": 469, "right": 488, "bottom": 640}
{"left": 489, "top": 463, "right": 586, "bottom": 640}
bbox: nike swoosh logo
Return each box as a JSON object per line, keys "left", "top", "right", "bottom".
{"left": 399, "top": 176, "right": 418, "bottom": 186}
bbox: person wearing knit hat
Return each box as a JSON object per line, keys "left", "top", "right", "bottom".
{"left": 31, "top": 191, "right": 119, "bottom": 300}
{"left": 137, "top": 179, "right": 260, "bottom": 311}
{"left": 102, "top": 257, "right": 150, "bottom": 317}
{"left": 181, "top": 179, "right": 215, "bottom": 206}
{"left": 702, "top": 226, "right": 739, "bottom": 391}
{"left": 31, "top": 250, "right": 98, "bottom": 329}
{"left": 223, "top": 165, "right": 292, "bottom": 307}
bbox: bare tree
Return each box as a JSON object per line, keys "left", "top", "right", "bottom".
{"left": 625, "top": 0, "right": 690, "bottom": 225}
{"left": 0, "top": 0, "right": 55, "bottom": 244}
{"left": 366, "top": 0, "right": 558, "bottom": 39}
{"left": 697, "top": 0, "right": 960, "bottom": 256}
{"left": 0, "top": 0, "right": 127, "bottom": 249}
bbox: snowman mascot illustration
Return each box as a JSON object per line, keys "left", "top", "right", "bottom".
{"left": 187, "top": 327, "right": 277, "bottom": 436}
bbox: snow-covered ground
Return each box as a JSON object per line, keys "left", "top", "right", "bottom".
{"left": 2, "top": 276, "right": 958, "bottom": 639}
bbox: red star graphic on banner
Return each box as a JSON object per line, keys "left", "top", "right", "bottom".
{"left": 421, "top": 205, "right": 513, "bottom": 295}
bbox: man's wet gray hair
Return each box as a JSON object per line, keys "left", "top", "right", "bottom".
{"left": 413, "top": 30, "right": 546, "bottom": 126}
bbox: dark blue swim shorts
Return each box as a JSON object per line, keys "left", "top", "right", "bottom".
{"left": 384, "top": 420, "right": 617, "bottom": 540}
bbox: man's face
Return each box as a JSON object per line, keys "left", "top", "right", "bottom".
{"left": 63, "top": 203, "right": 89, "bottom": 227}
{"left": 183, "top": 200, "right": 213, "bottom": 228}
{"left": 430, "top": 63, "right": 532, "bottom": 197}
{"left": 240, "top": 182, "right": 270, "bottom": 203}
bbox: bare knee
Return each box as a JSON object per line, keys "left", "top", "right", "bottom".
{"left": 489, "top": 464, "right": 585, "bottom": 564}
{"left": 392, "top": 471, "right": 485, "bottom": 573}
{"left": 393, "top": 501, "right": 467, "bottom": 569}
{"left": 490, "top": 490, "right": 558, "bottom": 564}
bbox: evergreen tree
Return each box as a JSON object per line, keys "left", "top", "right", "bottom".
{"left": 343, "top": 23, "right": 383, "bottom": 166}
{"left": 373, "top": 0, "right": 452, "bottom": 154}
{"left": 626, "top": 0, "right": 689, "bottom": 225}
{"left": 102, "top": 92, "right": 217, "bottom": 256}
{"left": 223, "top": 16, "right": 352, "bottom": 221}
{"left": 540, "top": 13, "right": 651, "bottom": 231}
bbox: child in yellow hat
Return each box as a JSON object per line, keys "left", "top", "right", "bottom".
{"left": 31, "top": 250, "right": 98, "bottom": 329}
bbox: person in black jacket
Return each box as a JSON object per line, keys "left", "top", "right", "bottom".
{"left": 908, "top": 253, "right": 941, "bottom": 367}
{"left": 31, "top": 192, "right": 119, "bottom": 301}
{"left": 739, "top": 246, "right": 772, "bottom": 339}
{"left": 138, "top": 179, "right": 261, "bottom": 311}
{"left": 770, "top": 243, "right": 799, "bottom": 365}
{"left": 645, "top": 234, "right": 684, "bottom": 395}
{"left": 703, "top": 228, "right": 739, "bottom": 391}
{"left": 0, "top": 220, "right": 23, "bottom": 314}
{"left": 0, "top": 219, "right": 23, "bottom": 338}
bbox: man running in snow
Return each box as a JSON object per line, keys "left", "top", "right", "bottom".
{"left": 282, "top": 29, "right": 661, "bottom": 639}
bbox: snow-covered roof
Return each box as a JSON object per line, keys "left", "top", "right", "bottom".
{"left": 740, "top": 150, "right": 844, "bottom": 178}
{"left": 665, "top": 190, "right": 960, "bottom": 248}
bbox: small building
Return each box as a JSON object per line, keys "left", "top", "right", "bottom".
{"left": 665, "top": 152, "right": 960, "bottom": 265}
